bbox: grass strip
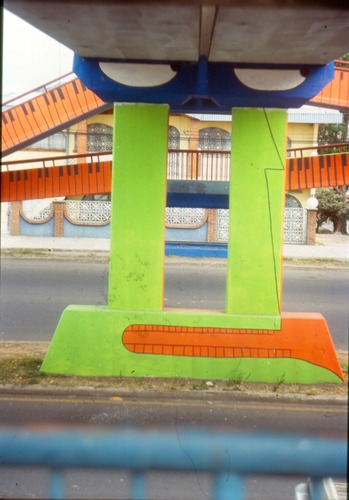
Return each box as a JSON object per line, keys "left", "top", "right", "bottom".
{"left": 0, "top": 355, "right": 347, "bottom": 397}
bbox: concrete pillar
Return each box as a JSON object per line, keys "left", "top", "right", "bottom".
{"left": 207, "top": 209, "right": 217, "bottom": 242}
{"left": 306, "top": 209, "right": 318, "bottom": 245}
{"left": 9, "top": 201, "right": 21, "bottom": 236}
{"left": 53, "top": 201, "right": 65, "bottom": 237}
{"left": 226, "top": 108, "right": 287, "bottom": 318}
{"left": 75, "top": 120, "right": 87, "bottom": 154}
{"left": 108, "top": 104, "right": 169, "bottom": 310}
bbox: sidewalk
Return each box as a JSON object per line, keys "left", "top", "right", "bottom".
{"left": 1, "top": 233, "right": 348, "bottom": 261}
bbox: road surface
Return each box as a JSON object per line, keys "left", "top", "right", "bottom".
{"left": 1, "top": 257, "right": 348, "bottom": 350}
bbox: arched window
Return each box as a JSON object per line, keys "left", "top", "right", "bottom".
{"left": 28, "top": 131, "right": 66, "bottom": 151}
{"left": 199, "top": 127, "right": 231, "bottom": 150}
{"left": 168, "top": 126, "right": 180, "bottom": 149}
{"left": 87, "top": 123, "right": 113, "bottom": 152}
{"left": 168, "top": 126, "right": 180, "bottom": 178}
{"left": 285, "top": 194, "right": 302, "bottom": 208}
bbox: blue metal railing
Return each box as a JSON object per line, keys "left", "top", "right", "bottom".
{"left": 0, "top": 427, "right": 347, "bottom": 500}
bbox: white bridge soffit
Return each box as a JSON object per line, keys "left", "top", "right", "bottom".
{"left": 4, "top": 1, "right": 349, "bottom": 66}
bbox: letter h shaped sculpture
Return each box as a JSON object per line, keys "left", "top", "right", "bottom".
{"left": 41, "top": 59, "right": 343, "bottom": 383}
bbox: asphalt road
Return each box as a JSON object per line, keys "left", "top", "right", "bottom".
{"left": 0, "top": 393, "right": 346, "bottom": 500}
{"left": 1, "top": 257, "right": 348, "bottom": 351}
{"left": 0, "top": 393, "right": 346, "bottom": 433}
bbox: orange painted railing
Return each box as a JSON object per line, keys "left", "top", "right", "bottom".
{"left": 2, "top": 146, "right": 348, "bottom": 202}
{"left": 310, "top": 60, "right": 349, "bottom": 110}
{"left": 1, "top": 73, "right": 112, "bottom": 157}
{"left": 2, "top": 59, "right": 348, "bottom": 158}
{"left": 1, "top": 152, "right": 112, "bottom": 202}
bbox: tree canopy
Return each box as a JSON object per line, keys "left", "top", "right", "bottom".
{"left": 316, "top": 187, "right": 349, "bottom": 234}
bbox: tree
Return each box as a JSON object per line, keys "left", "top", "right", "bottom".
{"left": 336, "top": 53, "right": 349, "bottom": 67}
{"left": 316, "top": 56, "right": 349, "bottom": 235}
{"left": 316, "top": 187, "right": 349, "bottom": 234}
{"left": 317, "top": 123, "right": 348, "bottom": 154}
{"left": 317, "top": 54, "right": 349, "bottom": 153}
{"left": 335, "top": 54, "right": 349, "bottom": 145}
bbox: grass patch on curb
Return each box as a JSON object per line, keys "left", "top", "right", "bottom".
{"left": 282, "top": 257, "right": 348, "bottom": 267}
{"left": 0, "top": 357, "right": 48, "bottom": 385}
{"left": 0, "top": 352, "right": 347, "bottom": 397}
{"left": 1, "top": 249, "right": 107, "bottom": 261}
{"left": 1, "top": 249, "right": 52, "bottom": 257}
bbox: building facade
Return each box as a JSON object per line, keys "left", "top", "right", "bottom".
{"left": 2, "top": 106, "right": 343, "bottom": 245}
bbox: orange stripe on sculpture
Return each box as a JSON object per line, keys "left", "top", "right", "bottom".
{"left": 122, "top": 312, "right": 344, "bottom": 380}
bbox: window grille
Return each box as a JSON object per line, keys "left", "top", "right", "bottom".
{"left": 65, "top": 200, "right": 111, "bottom": 224}
{"left": 165, "top": 207, "right": 206, "bottom": 227}
{"left": 284, "top": 208, "right": 306, "bottom": 244}
{"left": 87, "top": 123, "right": 113, "bottom": 152}
{"left": 21, "top": 200, "right": 54, "bottom": 222}
{"left": 168, "top": 126, "right": 180, "bottom": 178}
{"left": 199, "top": 128, "right": 231, "bottom": 151}
{"left": 216, "top": 207, "right": 306, "bottom": 244}
{"left": 286, "top": 194, "right": 302, "bottom": 208}
{"left": 27, "top": 132, "right": 66, "bottom": 151}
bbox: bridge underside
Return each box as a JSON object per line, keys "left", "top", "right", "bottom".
{"left": 5, "top": 1, "right": 349, "bottom": 66}
{"left": 5, "top": 1, "right": 349, "bottom": 112}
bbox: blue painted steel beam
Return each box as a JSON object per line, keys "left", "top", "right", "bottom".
{"left": 74, "top": 55, "right": 334, "bottom": 112}
{"left": 165, "top": 242, "right": 227, "bottom": 258}
{"left": 167, "top": 192, "right": 228, "bottom": 208}
{"left": 167, "top": 180, "right": 229, "bottom": 208}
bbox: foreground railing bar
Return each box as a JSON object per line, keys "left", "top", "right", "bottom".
{"left": 1, "top": 429, "right": 346, "bottom": 500}
{"left": 309, "top": 478, "right": 324, "bottom": 500}
{"left": 50, "top": 469, "right": 65, "bottom": 500}
{"left": 0, "top": 429, "right": 346, "bottom": 478}
{"left": 131, "top": 471, "right": 146, "bottom": 500}
{"left": 214, "top": 472, "right": 243, "bottom": 500}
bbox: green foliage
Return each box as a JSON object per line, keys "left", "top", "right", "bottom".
{"left": 316, "top": 188, "right": 349, "bottom": 234}
{"left": 318, "top": 56, "right": 349, "bottom": 152}
{"left": 317, "top": 123, "right": 348, "bottom": 154}
{"left": 336, "top": 53, "right": 349, "bottom": 66}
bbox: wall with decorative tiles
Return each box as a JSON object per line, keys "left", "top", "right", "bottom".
{"left": 9, "top": 200, "right": 312, "bottom": 245}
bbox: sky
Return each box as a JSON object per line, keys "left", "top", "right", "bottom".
{"left": 2, "top": 9, "right": 74, "bottom": 99}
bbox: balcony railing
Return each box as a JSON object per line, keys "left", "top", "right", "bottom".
{"left": 168, "top": 149, "right": 231, "bottom": 181}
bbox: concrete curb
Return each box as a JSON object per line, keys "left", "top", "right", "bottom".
{"left": 1, "top": 235, "right": 348, "bottom": 262}
{"left": 2, "top": 250, "right": 348, "bottom": 271}
{"left": 0, "top": 384, "right": 347, "bottom": 406}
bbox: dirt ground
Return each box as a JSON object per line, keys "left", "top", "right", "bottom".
{"left": 1, "top": 341, "right": 50, "bottom": 358}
